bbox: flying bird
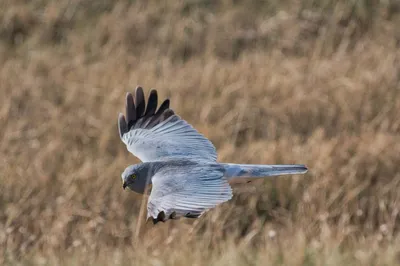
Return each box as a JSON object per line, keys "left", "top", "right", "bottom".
{"left": 118, "top": 86, "right": 308, "bottom": 224}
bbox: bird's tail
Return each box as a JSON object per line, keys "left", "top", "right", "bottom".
{"left": 222, "top": 163, "right": 308, "bottom": 179}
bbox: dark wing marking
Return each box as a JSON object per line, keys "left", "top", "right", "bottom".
{"left": 118, "top": 86, "right": 174, "bottom": 138}
{"left": 118, "top": 86, "right": 217, "bottom": 162}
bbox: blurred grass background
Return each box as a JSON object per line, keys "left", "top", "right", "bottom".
{"left": 0, "top": 0, "right": 400, "bottom": 265}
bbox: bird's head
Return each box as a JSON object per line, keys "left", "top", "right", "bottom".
{"left": 121, "top": 164, "right": 151, "bottom": 194}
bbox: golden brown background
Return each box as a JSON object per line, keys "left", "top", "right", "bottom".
{"left": 1, "top": 0, "right": 399, "bottom": 265}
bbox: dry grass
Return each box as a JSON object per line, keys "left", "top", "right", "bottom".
{"left": 1, "top": 0, "right": 400, "bottom": 265}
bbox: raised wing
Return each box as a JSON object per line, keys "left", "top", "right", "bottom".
{"left": 118, "top": 87, "right": 217, "bottom": 162}
{"left": 147, "top": 164, "right": 233, "bottom": 223}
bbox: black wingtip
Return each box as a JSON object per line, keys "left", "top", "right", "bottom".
{"left": 118, "top": 113, "right": 128, "bottom": 138}
{"left": 152, "top": 211, "right": 167, "bottom": 224}
{"left": 184, "top": 212, "right": 201, "bottom": 219}
{"left": 125, "top": 92, "right": 136, "bottom": 127}
{"left": 126, "top": 92, "right": 133, "bottom": 99}
{"left": 135, "top": 86, "right": 145, "bottom": 117}
{"left": 135, "top": 86, "right": 143, "bottom": 94}
{"left": 120, "top": 86, "right": 175, "bottom": 134}
{"left": 145, "top": 89, "right": 158, "bottom": 117}
{"left": 158, "top": 99, "right": 170, "bottom": 112}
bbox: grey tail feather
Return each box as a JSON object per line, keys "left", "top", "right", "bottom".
{"left": 222, "top": 163, "right": 308, "bottom": 179}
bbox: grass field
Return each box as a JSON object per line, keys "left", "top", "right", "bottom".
{"left": 1, "top": 0, "right": 400, "bottom": 265}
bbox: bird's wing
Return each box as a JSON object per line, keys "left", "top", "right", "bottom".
{"left": 118, "top": 87, "right": 217, "bottom": 162}
{"left": 147, "top": 164, "right": 232, "bottom": 223}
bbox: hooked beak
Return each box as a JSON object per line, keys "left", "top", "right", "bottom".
{"left": 123, "top": 181, "right": 127, "bottom": 190}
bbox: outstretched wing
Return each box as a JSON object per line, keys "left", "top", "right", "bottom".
{"left": 147, "top": 164, "right": 233, "bottom": 223}
{"left": 118, "top": 87, "right": 217, "bottom": 162}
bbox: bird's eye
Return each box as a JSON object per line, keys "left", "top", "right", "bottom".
{"left": 130, "top": 174, "right": 136, "bottom": 179}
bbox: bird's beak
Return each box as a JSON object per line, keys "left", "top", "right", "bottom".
{"left": 123, "top": 182, "right": 127, "bottom": 190}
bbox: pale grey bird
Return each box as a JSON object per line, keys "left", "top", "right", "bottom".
{"left": 119, "top": 86, "right": 308, "bottom": 224}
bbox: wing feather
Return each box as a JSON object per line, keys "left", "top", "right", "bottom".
{"left": 147, "top": 165, "right": 232, "bottom": 223}
{"left": 118, "top": 114, "right": 128, "bottom": 139}
{"left": 134, "top": 86, "right": 145, "bottom": 118}
{"left": 125, "top": 93, "right": 136, "bottom": 126}
{"left": 144, "top": 90, "right": 158, "bottom": 117}
{"left": 118, "top": 87, "right": 217, "bottom": 162}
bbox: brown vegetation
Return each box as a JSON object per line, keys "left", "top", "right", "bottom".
{"left": 1, "top": 0, "right": 400, "bottom": 265}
